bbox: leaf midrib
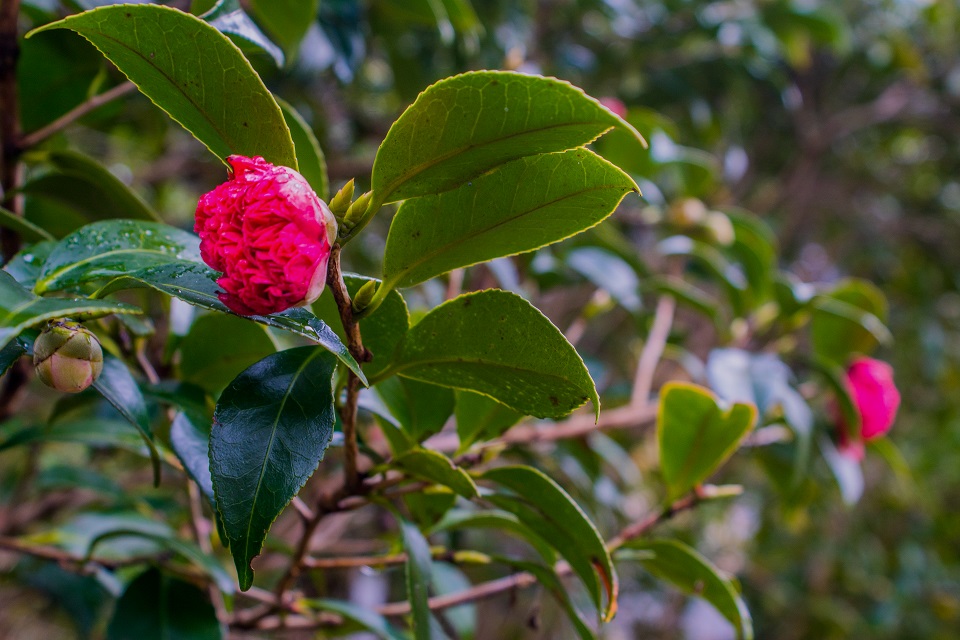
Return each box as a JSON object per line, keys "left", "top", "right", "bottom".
{"left": 387, "top": 182, "right": 631, "bottom": 287}
{"left": 38, "top": 247, "right": 198, "bottom": 292}
{"left": 240, "top": 348, "right": 323, "bottom": 567}
{"left": 377, "top": 121, "right": 613, "bottom": 202}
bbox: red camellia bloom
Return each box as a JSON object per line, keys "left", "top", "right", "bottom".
{"left": 195, "top": 155, "right": 337, "bottom": 316}
{"left": 837, "top": 357, "right": 901, "bottom": 460}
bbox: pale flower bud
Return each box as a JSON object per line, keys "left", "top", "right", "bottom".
{"left": 33, "top": 320, "right": 103, "bottom": 393}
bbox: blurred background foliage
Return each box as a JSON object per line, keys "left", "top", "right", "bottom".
{"left": 4, "top": 0, "right": 960, "bottom": 638}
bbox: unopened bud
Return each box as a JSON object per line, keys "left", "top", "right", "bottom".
{"left": 34, "top": 320, "right": 103, "bottom": 393}
{"left": 352, "top": 280, "right": 378, "bottom": 314}
{"left": 328, "top": 179, "right": 356, "bottom": 218}
{"left": 666, "top": 197, "right": 708, "bottom": 228}
{"left": 704, "top": 211, "right": 735, "bottom": 246}
{"left": 342, "top": 191, "right": 373, "bottom": 231}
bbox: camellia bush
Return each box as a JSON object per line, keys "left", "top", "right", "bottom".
{"left": 0, "top": 2, "right": 905, "bottom": 638}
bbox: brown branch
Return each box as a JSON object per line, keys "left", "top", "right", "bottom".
{"left": 18, "top": 81, "right": 137, "bottom": 149}
{"left": 631, "top": 293, "right": 677, "bottom": 407}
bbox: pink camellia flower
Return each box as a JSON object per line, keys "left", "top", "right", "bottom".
{"left": 836, "top": 357, "right": 900, "bottom": 460}
{"left": 195, "top": 155, "right": 337, "bottom": 316}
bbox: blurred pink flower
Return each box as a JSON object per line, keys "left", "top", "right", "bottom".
{"left": 837, "top": 357, "right": 900, "bottom": 460}
{"left": 195, "top": 155, "right": 337, "bottom": 316}
{"left": 599, "top": 97, "right": 628, "bottom": 119}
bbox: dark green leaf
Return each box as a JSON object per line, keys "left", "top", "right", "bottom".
{"left": 483, "top": 465, "right": 618, "bottom": 621}
{"left": 93, "top": 262, "right": 365, "bottom": 382}
{"left": 0, "top": 418, "right": 146, "bottom": 453}
{"left": 371, "top": 70, "right": 646, "bottom": 204}
{"left": 211, "top": 346, "right": 337, "bottom": 590}
{"left": 278, "top": 98, "right": 329, "bottom": 200}
{"left": 657, "top": 382, "right": 757, "bottom": 501}
{"left": 386, "top": 289, "right": 599, "bottom": 420}
{"left": 381, "top": 149, "right": 637, "bottom": 289}
{"left": 170, "top": 409, "right": 215, "bottom": 502}
{"left": 35, "top": 220, "right": 202, "bottom": 294}
{"left": 107, "top": 568, "right": 223, "bottom": 640}
{"left": 93, "top": 354, "right": 162, "bottom": 486}
{"left": 3, "top": 241, "right": 54, "bottom": 289}
{"left": 29, "top": 4, "right": 296, "bottom": 168}
{"left": 454, "top": 389, "right": 522, "bottom": 453}
{"left": 620, "top": 539, "right": 753, "bottom": 640}
{"left": 392, "top": 448, "right": 478, "bottom": 498}
{"left": 306, "top": 599, "right": 407, "bottom": 640}
{"left": 180, "top": 313, "right": 277, "bottom": 394}
{"left": 0, "top": 332, "right": 34, "bottom": 377}
{"left": 0, "top": 271, "right": 139, "bottom": 350}
{"left": 0, "top": 205, "right": 55, "bottom": 242}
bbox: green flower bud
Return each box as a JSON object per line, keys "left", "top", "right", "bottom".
{"left": 341, "top": 191, "right": 373, "bottom": 232}
{"left": 33, "top": 321, "right": 103, "bottom": 393}
{"left": 328, "top": 179, "right": 356, "bottom": 219}
{"left": 351, "top": 280, "right": 378, "bottom": 314}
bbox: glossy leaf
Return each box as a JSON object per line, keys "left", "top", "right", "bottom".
{"left": 454, "top": 389, "right": 522, "bottom": 453}
{"left": 211, "top": 346, "right": 338, "bottom": 590}
{"left": 657, "top": 382, "right": 757, "bottom": 501}
{"left": 306, "top": 599, "right": 407, "bottom": 640}
{"left": 170, "top": 409, "right": 215, "bottom": 502}
{"left": 621, "top": 539, "right": 753, "bottom": 640}
{"left": 566, "top": 246, "right": 642, "bottom": 312}
{"left": 0, "top": 271, "right": 138, "bottom": 350}
{"left": 386, "top": 289, "right": 599, "bottom": 420}
{"left": 179, "top": 313, "right": 277, "bottom": 394}
{"left": 29, "top": 4, "right": 296, "bottom": 168}
{"left": 106, "top": 568, "right": 222, "bottom": 640}
{"left": 93, "top": 355, "right": 162, "bottom": 485}
{"left": 392, "top": 448, "right": 478, "bottom": 498}
{"left": 94, "top": 262, "right": 365, "bottom": 382}
{"left": 371, "top": 70, "right": 646, "bottom": 204}
{"left": 35, "top": 220, "right": 202, "bottom": 294}
{"left": 4, "top": 241, "right": 54, "bottom": 289}
{"left": 278, "top": 98, "right": 329, "bottom": 200}
{"left": 483, "top": 465, "right": 618, "bottom": 621}
{"left": 429, "top": 509, "right": 556, "bottom": 566}
{"left": 382, "top": 148, "right": 638, "bottom": 289}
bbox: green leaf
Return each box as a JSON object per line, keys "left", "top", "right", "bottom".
{"left": 502, "top": 559, "right": 596, "bottom": 640}
{"left": 278, "top": 98, "right": 329, "bottom": 200}
{"left": 93, "top": 355, "right": 162, "bottom": 486}
{"left": 29, "top": 3, "right": 296, "bottom": 168}
{"left": 659, "top": 235, "right": 748, "bottom": 315}
{"left": 32, "top": 150, "right": 160, "bottom": 222}
{"left": 620, "top": 539, "right": 753, "bottom": 640}
{"left": 0, "top": 332, "right": 34, "bottom": 377}
{"left": 210, "top": 346, "right": 337, "bottom": 590}
{"left": 392, "top": 448, "right": 478, "bottom": 498}
{"left": 375, "top": 376, "right": 455, "bottom": 444}
{"left": 381, "top": 148, "right": 637, "bottom": 289}
{"left": 249, "top": 0, "right": 319, "bottom": 58}
{"left": 566, "top": 246, "right": 642, "bottom": 312}
{"left": 170, "top": 409, "right": 215, "bottom": 502}
{"left": 657, "top": 382, "right": 757, "bottom": 501}
{"left": 4, "top": 241, "right": 55, "bottom": 289}
{"left": 0, "top": 271, "right": 139, "bottom": 350}
{"left": 106, "top": 568, "right": 223, "bottom": 640}
{"left": 35, "top": 220, "right": 202, "bottom": 294}
{"left": 483, "top": 465, "right": 618, "bottom": 621}
{"left": 180, "top": 313, "right": 277, "bottom": 394}
{"left": 819, "top": 435, "right": 863, "bottom": 505}
{"left": 397, "top": 515, "right": 434, "bottom": 640}
{"left": 428, "top": 510, "right": 556, "bottom": 564}
{"left": 305, "top": 599, "right": 407, "bottom": 640}
{"left": 0, "top": 205, "right": 55, "bottom": 242}
{"left": 93, "top": 262, "right": 365, "bottom": 383}
{"left": 811, "top": 279, "right": 891, "bottom": 363}
{"left": 454, "top": 389, "right": 522, "bottom": 452}
{"left": 385, "top": 289, "right": 599, "bottom": 420}
{"left": 371, "top": 70, "right": 646, "bottom": 204}
{"left": 313, "top": 274, "right": 409, "bottom": 379}
{"left": 200, "top": 0, "right": 285, "bottom": 68}
{"left": 0, "top": 418, "right": 147, "bottom": 453}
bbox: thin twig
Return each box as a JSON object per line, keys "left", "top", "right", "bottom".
{"left": 631, "top": 293, "right": 677, "bottom": 407}
{"left": 18, "top": 81, "right": 137, "bottom": 149}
